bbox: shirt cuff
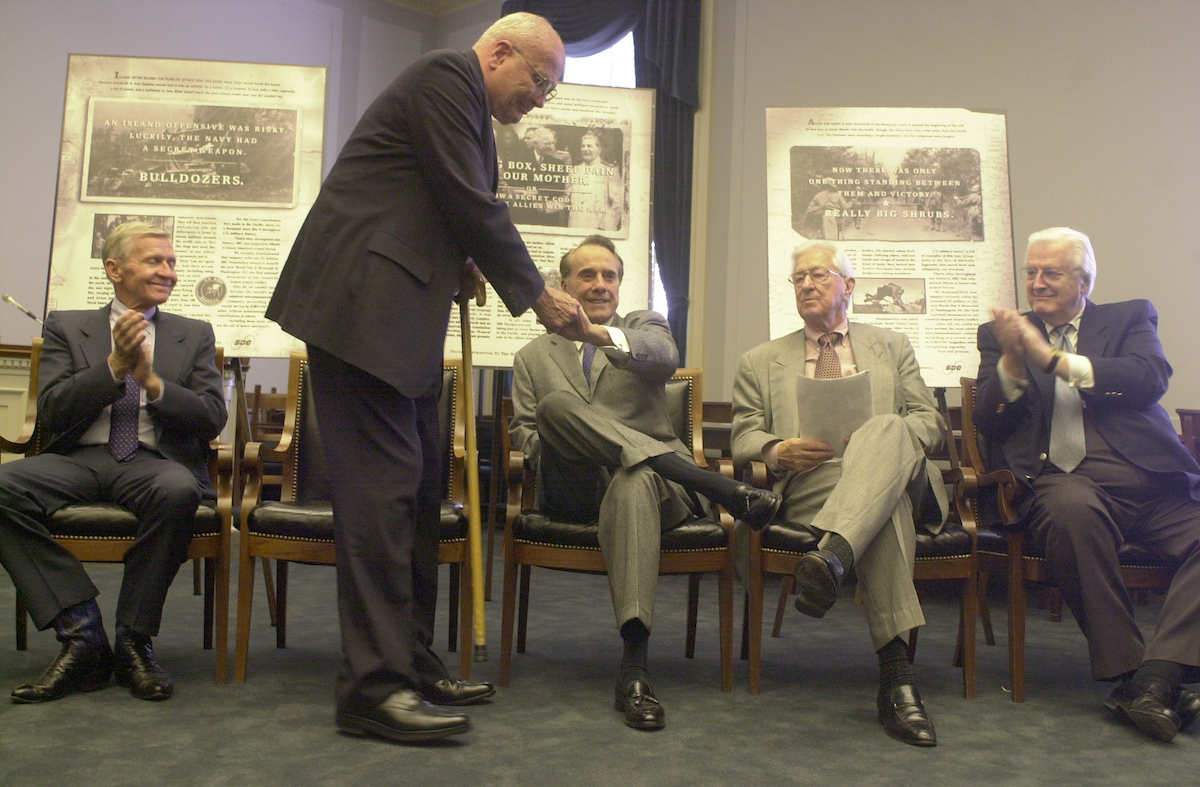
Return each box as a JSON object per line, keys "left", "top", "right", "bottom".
{"left": 997, "top": 363, "right": 1028, "bottom": 402}
{"left": 762, "top": 439, "right": 782, "bottom": 472}
{"left": 606, "top": 326, "right": 630, "bottom": 354}
{"left": 1063, "top": 353, "right": 1095, "bottom": 389}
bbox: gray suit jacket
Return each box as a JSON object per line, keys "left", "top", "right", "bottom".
{"left": 37, "top": 306, "right": 227, "bottom": 496}
{"left": 510, "top": 310, "right": 685, "bottom": 469}
{"left": 730, "top": 321, "right": 949, "bottom": 530}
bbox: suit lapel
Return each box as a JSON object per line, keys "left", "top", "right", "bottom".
{"left": 152, "top": 312, "right": 189, "bottom": 384}
{"left": 1075, "top": 299, "right": 1105, "bottom": 357}
{"left": 547, "top": 334, "right": 591, "bottom": 400}
{"left": 847, "top": 324, "right": 893, "bottom": 416}
{"left": 78, "top": 306, "right": 113, "bottom": 370}
{"left": 766, "top": 331, "right": 808, "bottom": 439}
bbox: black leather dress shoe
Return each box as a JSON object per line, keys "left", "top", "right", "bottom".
{"left": 422, "top": 678, "right": 496, "bottom": 706}
{"left": 11, "top": 639, "right": 113, "bottom": 704}
{"left": 1176, "top": 687, "right": 1200, "bottom": 731}
{"left": 727, "top": 485, "right": 782, "bottom": 531}
{"left": 337, "top": 690, "right": 470, "bottom": 743}
{"left": 114, "top": 631, "right": 173, "bottom": 701}
{"left": 1105, "top": 678, "right": 1181, "bottom": 742}
{"left": 877, "top": 685, "right": 937, "bottom": 747}
{"left": 614, "top": 680, "right": 665, "bottom": 730}
{"left": 792, "top": 549, "right": 844, "bottom": 618}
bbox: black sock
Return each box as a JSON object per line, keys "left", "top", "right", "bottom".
{"left": 1133, "top": 660, "right": 1184, "bottom": 691}
{"left": 645, "top": 452, "right": 742, "bottom": 507}
{"left": 820, "top": 533, "right": 855, "bottom": 574}
{"left": 53, "top": 599, "right": 107, "bottom": 651}
{"left": 619, "top": 619, "right": 650, "bottom": 686}
{"left": 877, "top": 636, "right": 915, "bottom": 693}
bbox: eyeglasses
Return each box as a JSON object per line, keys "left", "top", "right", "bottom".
{"left": 788, "top": 267, "right": 844, "bottom": 286}
{"left": 512, "top": 46, "right": 558, "bottom": 102}
{"left": 1024, "top": 266, "right": 1071, "bottom": 283}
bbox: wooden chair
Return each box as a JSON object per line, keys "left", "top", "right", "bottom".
{"left": 737, "top": 393, "right": 983, "bottom": 697}
{"left": 498, "top": 368, "right": 734, "bottom": 692}
{"left": 962, "top": 377, "right": 1178, "bottom": 702}
{"left": 234, "top": 353, "right": 472, "bottom": 682}
{"left": 3, "top": 339, "right": 234, "bottom": 684}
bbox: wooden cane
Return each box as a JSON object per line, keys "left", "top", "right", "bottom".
{"left": 459, "top": 277, "right": 488, "bottom": 662}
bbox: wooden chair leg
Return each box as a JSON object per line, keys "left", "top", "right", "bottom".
{"left": 16, "top": 597, "right": 28, "bottom": 650}
{"left": 261, "top": 557, "right": 278, "bottom": 628}
{"left": 213, "top": 537, "right": 230, "bottom": 685}
{"left": 234, "top": 543, "right": 256, "bottom": 683}
{"left": 719, "top": 561, "right": 734, "bottom": 693}
{"left": 772, "top": 576, "right": 791, "bottom": 637}
{"left": 978, "top": 571, "right": 996, "bottom": 646}
{"left": 1048, "top": 586, "right": 1063, "bottom": 622}
{"left": 193, "top": 558, "right": 202, "bottom": 595}
{"left": 275, "top": 560, "right": 289, "bottom": 649}
{"left": 685, "top": 573, "right": 700, "bottom": 658}
{"left": 516, "top": 564, "right": 531, "bottom": 654}
{"left": 1008, "top": 544, "right": 1027, "bottom": 703}
{"left": 747, "top": 531, "right": 765, "bottom": 694}
{"left": 499, "top": 544, "right": 519, "bottom": 687}
{"left": 458, "top": 556, "right": 471, "bottom": 680}
{"left": 960, "top": 568, "right": 978, "bottom": 699}
{"left": 203, "top": 557, "right": 216, "bottom": 650}
{"left": 448, "top": 562, "right": 460, "bottom": 652}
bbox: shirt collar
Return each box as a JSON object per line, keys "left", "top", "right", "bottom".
{"left": 1038, "top": 302, "right": 1085, "bottom": 337}
{"left": 110, "top": 298, "right": 157, "bottom": 322}
{"left": 804, "top": 317, "right": 850, "bottom": 344}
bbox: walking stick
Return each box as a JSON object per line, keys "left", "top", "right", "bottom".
{"left": 459, "top": 274, "right": 488, "bottom": 662}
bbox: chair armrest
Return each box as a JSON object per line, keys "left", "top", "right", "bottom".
{"left": 710, "top": 457, "right": 735, "bottom": 480}
{"left": 744, "top": 460, "right": 770, "bottom": 489}
{"left": 240, "top": 441, "right": 266, "bottom": 535}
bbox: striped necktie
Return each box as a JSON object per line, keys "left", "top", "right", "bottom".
{"left": 582, "top": 342, "right": 596, "bottom": 383}
{"left": 1048, "top": 324, "right": 1086, "bottom": 473}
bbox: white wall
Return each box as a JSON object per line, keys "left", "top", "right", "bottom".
{"left": 700, "top": 0, "right": 1200, "bottom": 421}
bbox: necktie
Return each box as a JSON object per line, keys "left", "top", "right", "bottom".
{"left": 815, "top": 332, "right": 842, "bottom": 379}
{"left": 109, "top": 373, "right": 141, "bottom": 462}
{"left": 1048, "top": 325, "right": 1086, "bottom": 473}
{"left": 582, "top": 342, "right": 596, "bottom": 383}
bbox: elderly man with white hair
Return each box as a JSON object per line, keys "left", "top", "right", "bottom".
{"left": 732, "top": 239, "right": 948, "bottom": 747}
{"left": 976, "top": 226, "right": 1200, "bottom": 742}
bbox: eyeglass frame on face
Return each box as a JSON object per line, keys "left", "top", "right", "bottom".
{"left": 511, "top": 45, "right": 558, "bottom": 101}
{"left": 1023, "top": 265, "right": 1073, "bottom": 284}
{"left": 788, "top": 267, "right": 845, "bottom": 287}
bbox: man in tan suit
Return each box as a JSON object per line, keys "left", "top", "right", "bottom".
{"left": 732, "top": 239, "right": 947, "bottom": 747}
{"left": 511, "top": 235, "right": 780, "bottom": 730}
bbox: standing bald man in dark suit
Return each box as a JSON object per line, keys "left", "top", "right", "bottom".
{"left": 266, "top": 12, "right": 583, "bottom": 743}
{"left": 976, "top": 226, "right": 1200, "bottom": 742}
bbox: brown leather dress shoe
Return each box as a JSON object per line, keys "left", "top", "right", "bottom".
{"left": 877, "top": 684, "right": 937, "bottom": 747}
{"left": 11, "top": 639, "right": 113, "bottom": 704}
{"left": 337, "top": 690, "right": 470, "bottom": 743}
{"left": 114, "top": 631, "right": 173, "bottom": 701}
{"left": 792, "top": 549, "right": 844, "bottom": 618}
{"left": 422, "top": 678, "right": 496, "bottom": 706}
{"left": 614, "top": 680, "right": 665, "bottom": 730}
{"left": 1106, "top": 678, "right": 1182, "bottom": 742}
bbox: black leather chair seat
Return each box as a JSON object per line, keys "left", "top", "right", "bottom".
{"left": 515, "top": 511, "right": 728, "bottom": 551}
{"left": 977, "top": 528, "right": 1175, "bottom": 567}
{"left": 915, "top": 521, "right": 973, "bottom": 558}
{"left": 47, "top": 502, "right": 220, "bottom": 538}
{"left": 248, "top": 500, "right": 465, "bottom": 542}
{"left": 760, "top": 524, "right": 821, "bottom": 554}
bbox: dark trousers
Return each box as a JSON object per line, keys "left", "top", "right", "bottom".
{"left": 306, "top": 345, "right": 447, "bottom": 709}
{"left": 1029, "top": 421, "right": 1200, "bottom": 680}
{"left": 0, "top": 445, "right": 200, "bottom": 636}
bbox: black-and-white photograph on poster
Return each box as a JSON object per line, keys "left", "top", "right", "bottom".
{"left": 767, "top": 107, "right": 1015, "bottom": 387}
{"left": 790, "top": 147, "right": 982, "bottom": 242}
{"left": 47, "top": 54, "right": 326, "bottom": 358}
{"left": 496, "top": 121, "right": 629, "bottom": 236}
{"left": 82, "top": 99, "right": 299, "bottom": 207}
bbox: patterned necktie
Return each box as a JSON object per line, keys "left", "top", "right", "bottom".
{"left": 1048, "top": 324, "right": 1086, "bottom": 473}
{"left": 815, "top": 332, "right": 842, "bottom": 379}
{"left": 109, "top": 373, "right": 141, "bottom": 462}
{"left": 582, "top": 342, "right": 596, "bottom": 383}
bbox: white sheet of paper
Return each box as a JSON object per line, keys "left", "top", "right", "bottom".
{"left": 795, "top": 371, "right": 873, "bottom": 458}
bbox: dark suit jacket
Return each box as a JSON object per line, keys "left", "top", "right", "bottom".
{"left": 509, "top": 310, "right": 684, "bottom": 470}
{"left": 37, "top": 306, "right": 227, "bottom": 496}
{"left": 266, "top": 49, "right": 546, "bottom": 399}
{"left": 975, "top": 298, "right": 1200, "bottom": 518}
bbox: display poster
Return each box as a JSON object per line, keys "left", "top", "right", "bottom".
{"left": 766, "top": 107, "right": 1016, "bottom": 388}
{"left": 445, "top": 83, "right": 655, "bottom": 367}
{"left": 46, "top": 54, "right": 326, "bottom": 358}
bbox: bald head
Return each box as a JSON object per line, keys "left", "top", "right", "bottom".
{"left": 473, "top": 13, "right": 565, "bottom": 125}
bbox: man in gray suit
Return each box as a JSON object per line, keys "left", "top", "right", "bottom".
{"left": 731, "top": 239, "right": 947, "bottom": 747}
{"left": 0, "top": 221, "right": 226, "bottom": 704}
{"left": 511, "top": 235, "right": 780, "bottom": 730}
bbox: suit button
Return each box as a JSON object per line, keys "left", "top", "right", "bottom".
{"left": 1039, "top": 452, "right": 1047, "bottom": 461}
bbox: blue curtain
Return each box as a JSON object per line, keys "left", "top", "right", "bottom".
{"left": 500, "top": 0, "right": 701, "bottom": 362}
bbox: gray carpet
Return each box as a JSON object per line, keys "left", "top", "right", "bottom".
{"left": 1, "top": 541, "right": 1195, "bottom": 786}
